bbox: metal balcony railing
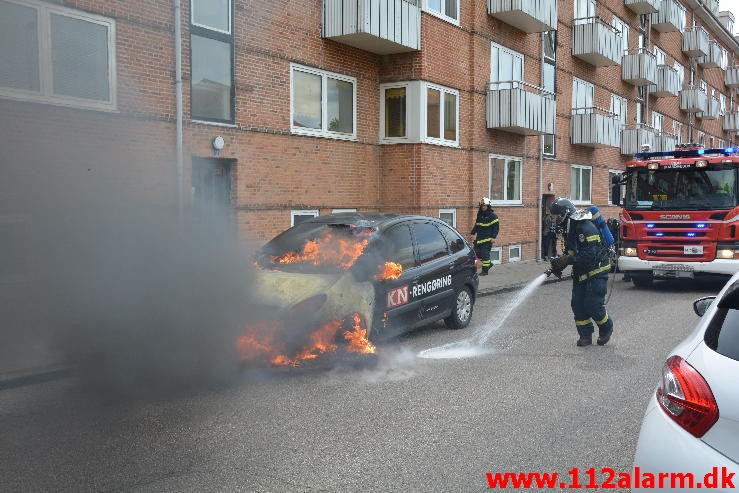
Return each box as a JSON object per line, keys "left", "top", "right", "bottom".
{"left": 322, "top": 0, "right": 420, "bottom": 54}
{"left": 724, "top": 112, "right": 739, "bottom": 132}
{"left": 680, "top": 85, "right": 708, "bottom": 113}
{"left": 571, "top": 106, "right": 620, "bottom": 148}
{"left": 622, "top": 48, "right": 657, "bottom": 86}
{"left": 654, "top": 132, "right": 678, "bottom": 152}
{"left": 572, "top": 16, "right": 623, "bottom": 67}
{"left": 698, "top": 41, "right": 722, "bottom": 68}
{"left": 682, "top": 26, "right": 709, "bottom": 58}
{"left": 487, "top": 0, "right": 557, "bottom": 33}
{"left": 620, "top": 124, "right": 657, "bottom": 155}
{"left": 652, "top": 64, "right": 680, "bottom": 97}
{"left": 726, "top": 67, "right": 739, "bottom": 88}
{"left": 651, "top": 0, "right": 685, "bottom": 33}
{"left": 624, "top": 0, "right": 659, "bottom": 15}
{"left": 486, "top": 81, "right": 556, "bottom": 135}
{"left": 698, "top": 97, "right": 720, "bottom": 120}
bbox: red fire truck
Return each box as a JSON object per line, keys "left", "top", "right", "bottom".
{"left": 612, "top": 145, "right": 739, "bottom": 287}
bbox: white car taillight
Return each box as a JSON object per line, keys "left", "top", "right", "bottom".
{"left": 656, "top": 355, "right": 719, "bottom": 438}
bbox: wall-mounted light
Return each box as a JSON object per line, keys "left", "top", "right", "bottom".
{"left": 212, "top": 135, "right": 225, "bottom": 150}
{"left": 547, "top": 182, "right": 554, "bottom": 192}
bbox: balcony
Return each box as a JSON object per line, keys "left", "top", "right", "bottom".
{"left": 571, "top": 107, "right": 620, "bottom": 148}
{"left": 651, "top": 0, "right": 685, "bottom": 33}
{"left": 654, "top": 132, "right": 678, "bottom": 152}
{"left": 625, "top": 0, "right": 659, "bottom": 15}
{"left": 651, "top": 64, "right": 680, "bottom": 97}
{"left": 698, "top": 41, "right": 722, "bottom": 68}
{"left": 726, "top": 67, "right": 739, "bottom": 88}
{"left": 621, "top": 48, "right": 657, "bottom": 86}
{"left": 724, "top": 112, "right": 739, "bottom": 132}
{"left": 620, "top": 124, "right": 656, "bottom": 155}
{"left": 488, "top": 0, "right": 557, "bottom": 33}
{"left": 572, "top": 17, "right": 623, "bottom": 67}
{"left": 681, "top": 26, "right": 709, "bottom": 58}
{"left": 698, "top": 97, "right": 720, "bottom": 120}
{"left": 322, "top": 0, "right": 420, "bottom": 54}
{"left": 486, "top": 81, "right": 555, "bottom": 135}
{"left": 680, "top": 85, "right": 708, "bottom": 113}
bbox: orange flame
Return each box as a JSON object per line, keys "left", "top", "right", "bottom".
{"left": 344, "top": 314, "right": 377, "bottom": 354}
{"left": 375, "top": 261, "right": 402, "bottom": 280}
{"left": 271, "top": 233, "right": 369, "bottom": 270}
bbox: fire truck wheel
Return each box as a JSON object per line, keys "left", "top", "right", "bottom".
{"left": 632, "top": 274, "right": 654, "bottom": 288}
{"left": 445, "top": 286, "right": 474, "bottom": 330}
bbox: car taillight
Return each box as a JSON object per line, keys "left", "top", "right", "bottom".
{"left": 474, "top": 257, "right": 481, "bottom": 274}
{"left": 656, "top": 355, "right": 719, "bottom": 438}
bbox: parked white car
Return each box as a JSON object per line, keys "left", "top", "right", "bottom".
{"left": 633, "top": 272, "right": 739, "bottom": 491}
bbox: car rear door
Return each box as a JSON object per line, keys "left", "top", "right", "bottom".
{"left": 410, "top": 221, "right": 456, "bottom": 324}
{"left": 436, "top": 221, "right": 475, "bottom": 294}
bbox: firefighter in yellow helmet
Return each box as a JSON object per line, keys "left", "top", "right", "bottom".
{"left": 470, "top": 197, "right": 499, "bottom": 275}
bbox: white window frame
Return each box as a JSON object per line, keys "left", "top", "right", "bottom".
{"left": 673, "top": 61, "right": 684, "bottom": 89}
{"left": 654, "top": 46, "right": 666, "bottom": 65}
{"left": 489, "top": 154, "right": 523, "bottom": 206}
{"left": 543, "top": 134, "right": 555, "bottom": 157}
{"left": 610, "top": 94, "right": 627, "bottom": 128}
{"left": 696, "top": 130, "right": 706, "bottom": 147}
{"left": 380, "top": 82, "right": 410, "bottom": 143}
{"left": 331, "top": 208, "right": 356, "bottom": 213}
{"left": 570, "top": 165, "right": 592, "bottom": 205}
{"left": 423, "top": 0, "right": 459, "bottom": 25}
{"left": 673, "top": 120, "right": 683, "bottom": 143}
{"left": 676, "top": 2, "right": 686, "bottom": 31}
{"left": 422, "top": 82, "right": 459, "bottom": 147}
{"left": 491, "top": 42, "right": 524, "bottom": 88}
{"left": 611, "top": 16, "right": 629, "bottom": 55}
{"left": 490, "top": 246, "right": 502, "bottom": 265}
{"left": 608, "top": 170, "right": 623, "bottom": 205}
{"left": 651, "top": 111, "right": 663, "bottom": 132}
{"left": 721, "top": 47, "right": 729, "bottom": 71}
{"left": 572, "top": 77, "right": 594, "bottom": 114}
{"left": 291, "top": 209, "right": 319, "bottom": 227}
{"left": 0, "top": 0, "right": 117, "bottom": 112}
{"left": 508, "top": 245, "right": 522, "bottom": 263}
{"left": 720, "top": 93, "right": 727, "bottom": 116}
{"left": 191, "top": 0, "right": 232, "bottom": 35}
{"left": 290, "top": 63, "right": 357, "bottom": 141}
{"left": 574, "top": 0, "right": 595, "bottom": 24}
{"left": 439, "top": 209, "right": 456, "bottom": 227}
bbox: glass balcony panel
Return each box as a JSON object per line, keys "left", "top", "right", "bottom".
{"left": 487, "top": 0, "right": 557, "bottom": 33}
{"left": 486, "top": 81, "right": 555, "bottom": 135}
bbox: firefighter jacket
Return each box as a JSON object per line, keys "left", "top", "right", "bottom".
{"left": 471, "top": 208, "right": 499, "bottom": 244}
{"left": 564, "top": 219, "right": 611, "bottom": 283}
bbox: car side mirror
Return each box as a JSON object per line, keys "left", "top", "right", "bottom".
{"left": 693, "top": 296, "right": 715, "bottom": 317}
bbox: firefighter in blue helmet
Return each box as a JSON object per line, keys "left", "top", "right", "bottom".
{"left": 549, "top": 198, "right": 614, "bottom": 347}
{"left": 470, "top": 197, "right": 499, "bottom": 276}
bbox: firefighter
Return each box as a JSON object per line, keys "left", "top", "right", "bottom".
{"left": 548, "top": 198, "right": 614, "bottom": 347}
{"left": 470, "top": 197, "right": 499, "bottom": 276}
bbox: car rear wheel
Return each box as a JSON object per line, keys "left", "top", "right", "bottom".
{"left": 445, "top": 286, "right": 473, "bottom": 330}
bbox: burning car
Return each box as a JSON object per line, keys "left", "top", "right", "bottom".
{"left": 238, "top": 213, "right": 480, "bottom": 366}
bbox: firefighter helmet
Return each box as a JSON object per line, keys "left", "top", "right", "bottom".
{"left": 480, "top": 197, "right": 491, "bottom": 206}
{"left": 550, "top": 198, "right": 576, "bottom": 218}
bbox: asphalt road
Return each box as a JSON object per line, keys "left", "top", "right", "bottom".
{"left": 0, "top": 275, "right": 727, "bottom": 492}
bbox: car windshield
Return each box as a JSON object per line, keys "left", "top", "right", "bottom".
{"left": 256, "top": 222, "right": 377, "bottom": 274}
{"left": 622, "top": 167, "right": 737, "bottom": 210}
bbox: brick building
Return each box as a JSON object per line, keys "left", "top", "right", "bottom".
{"left": 2, "top": 0, "right": 739, "bottom": 274}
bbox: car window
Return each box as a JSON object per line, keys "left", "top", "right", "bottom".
{"left": 382, "top": 224, "right": 416, "bottom": 270}
{"left": 705, "top": 284, "right": 739, "bottom": 362}
{"left": 437, "top": 222, "right": 465, "bottom": 254}
{"left": 414, "top": 222, "right": 449, "bottom": 264}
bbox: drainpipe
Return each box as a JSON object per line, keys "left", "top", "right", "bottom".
{"left": 175, "top": 0, "right": 184, "bottom": 219}
{"left": 537, "top": 135, "right": 543, "bottom": 262}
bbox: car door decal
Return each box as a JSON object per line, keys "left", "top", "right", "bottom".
{"left": 411, "top": 274, "right": 452, "bottom": 298}
{"left": 387, "top": 285, "right": 409, "bottom": 308}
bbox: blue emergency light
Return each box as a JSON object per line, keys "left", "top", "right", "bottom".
{"left": 634, "top": 147, "right": 739, "bottom": 160}
{"left": 687, "top": 232, "right": 696, "bottom": 237}
{"left": 646, "top": 223, "right": 655, "bottom": 228}
{"left": 696, "top": 223, "right": 706, "bottom": 228}
{"left": 656, "top": 232, "right": 664, "bottom": 237}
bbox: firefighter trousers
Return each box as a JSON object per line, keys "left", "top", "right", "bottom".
{"left": 570, "top": 277, "right": 613, "bottom": 338}
{"left": 474, "top": 241, "right": 492, "bottom": 273}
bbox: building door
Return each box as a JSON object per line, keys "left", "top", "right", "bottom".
{"left": 192, "top": 157, "right": 233, "bottom": 222}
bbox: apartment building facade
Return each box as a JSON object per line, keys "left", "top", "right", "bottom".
{"left": 3, "top": 0, "right": 739, "bottom": 275}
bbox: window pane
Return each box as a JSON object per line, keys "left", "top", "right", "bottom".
{"left": 445, "top": 0, "right": 457, "bottom": 19}
{"left": 51, "top": 14, "right": 110, "bottom": 101}
{"left": 582, "top": 168, "right": 591, "bottom": 201}
{"left": 0, "top": 1, "right": 39, "bottom": 91}
{"left": 383, "top": 225, "right": 415, "bottom": 269}
{"left": 327, "top": 77, "right": 353, "bottom": 134}
{"left": 428, "top": 0, "right": 441, "bottom": 12}
{"left": 191, "top": 34, "right": 232, "bottom": 121}
{"left": 571, "top": 168, "right": 580, "bottom": 200}
{"left": 543, "top": 63, "right": 554, "bottom": 92}
{"left": 443, "top": 92, "right": 456, "bottom": 141}
{"left": 506, "top": 159, "right": 521, "bottom": 200}
{"left": 543, "top": 135, "right": 554, "bottom": 155}
{"left": 385, "top": 87, "right": 406, "bottom": 137}
{"left": 543, "top": 31, "right": 556, "bottom": 59}
{"left": 292, "top": 70, "right": 321, "bottom": 129}
{"left": 490, "top": 157, "right": 505, "bottom": 201}
{"left": 427, "top": 88, "right": 440, "bottom": 139}
{"left": 414, "top": 223, "right": 448, "bottom": 264}
{"left": 192, "top": 0, "right": 230, "bottom": 32}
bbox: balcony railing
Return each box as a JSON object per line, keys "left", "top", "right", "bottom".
{"left": 486, "top": 81, "right": 556, "bottom": 135}
{"left": 682, "top": 26, "right": 709, "bottom": 58}
{"left": 654, "top": 132, "right": 678, "bottom": 152}
{"left": 625, "top": 0, "right": 659, "bottom": 15}
{"left": 698, "top": 41, "right": 722, "bottom": 68}
{"left": 572, "top": 17, "right": 623, "bottom": 67}
{"left": 652, "top": 64, "right": 680, "bottom": 97}
{"left": 726, "top": 67, "right": 739, "bottom": 88}
{"left": 724, "top": 112, "right": 739, "bottom": 132}
{"left": 620, "top": 124, "right": 656, "bottom": 155}
{"left": 698, "top": 97, "right": 720, "bottom": 120}
{"left": 651, "top": 0, "right": 685, "bottom": 33}
{"left": 622, "top": 48, "right": 657, "bottom": 86}
{"left": 571, "top": 107, "right": 620, "bottom": 148}
{"left": 322, "top": 0, "right": 420, "bottom": 54}
{"left": 487, "top": 0, "right": 557, "bottom": 33}
{"left": 680, "top": 85, "right": 708, "bottom": 113}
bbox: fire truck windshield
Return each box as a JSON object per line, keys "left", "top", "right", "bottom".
{"left": 623, "top": 167, "right": 738, "bottom": 210}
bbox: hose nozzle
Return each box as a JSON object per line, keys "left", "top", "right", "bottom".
{"left": 545, "top": 268, "right": 562, "bottom": 279}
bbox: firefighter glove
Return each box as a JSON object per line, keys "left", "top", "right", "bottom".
{"left": 550, "top": 255, "right": 573, "bottom": 275}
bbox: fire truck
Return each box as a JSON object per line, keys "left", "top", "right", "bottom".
{"left": 612, "top": 145, "right": 739, "bottom": 287}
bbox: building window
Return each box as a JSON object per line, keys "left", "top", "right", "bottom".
{"left": 509, "top": 245, "right": 522, "bottom": 262}
{"left": 190, "top": 0, "right": 233, "bottom": 123}
{"left": 570, "top": 165, "right": 592, "bottom": 204}
{"left": 331, "top": 209, "right": 356, "bottom": 213}
{"left": 491, "top": 246, "right": 502, "bottom": 265}
{"left": 424, "top": 83, "right": 458, "bottom": 145}
{"left": 574, "top": 0, "right": 595, "bottom": 24}
{"left": 424, "top": 0, "right": 458, "bottom": 25}
{"left": 673, "top": 61, "right": 684, "bottom": 89}
{"left": 489, "top": 155, "right": 522, "bottom": 205}
{"left": 612, "top": 16, "right": 629, "bottom": 55}
{"left": 543, "top": 135, "right": 555, "bottom": 157}
{"left": 720, "top": 93, "right": 727, "bottom": 116}
{"left": 721, "top": 47, "right": 729, "bottom": 70}
{"left": 542, "top": 32, "right": 556, "bottom": 157}
{"left": 439, "top": 209, "right": 456, "bottom": 227}
{"left": 611, "top": 94, "right": 627, "bottom": 128}
{"left": 673, "top": 120, "right": 683, "bottom": 143}
{"left": 572, "top": 77, "right": 593, "bottom": 114}
{"left": 608, "top": 170, "right": 623, "bottom": 205}
{"left": 654, "top": 46, "right": 666, "bottom": 65}
{"left": 0, "top": 0, "right": 116, "bottom": 111}
{"left": 291, "top": 64, "right": 356, "bottom": 140}
{"left": 384, "top": 86, "right": 406, "bottom": 138}
{"left": 652, "top": 111, "right": 663, "bottom": 132}
{"left": 491, "top": 42, "right": 524, "bottom": 88}
{"left": 291, "top": 210, "right": 319, "bottom": 227}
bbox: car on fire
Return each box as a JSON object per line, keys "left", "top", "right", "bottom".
{"left": 632, "top": 270, "right": 739, "bottom": 491}
{"left": 238, "top": 213, "right": 480, "bottom": 366}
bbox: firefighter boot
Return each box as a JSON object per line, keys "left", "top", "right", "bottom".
{"left": 576, "top": 331, "right": 592, "bottom": 347}
{"left": 597, "top": 327, "right": 613, "bottom": 346}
